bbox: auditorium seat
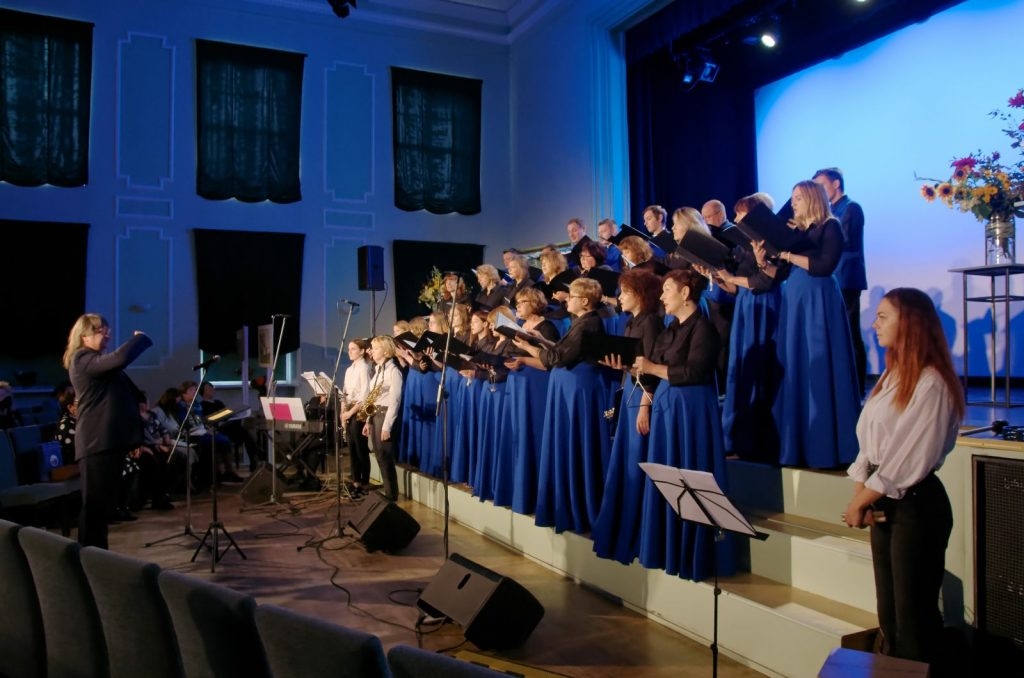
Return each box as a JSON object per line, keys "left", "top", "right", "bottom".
{"left": 17, "top": 526, "right": 108, "bottom": 678}
{"left": 157, "top": 569, "right": 271, "bottom": 678}
{"left": 254, "top": 603, "right": 390, "bottom": 678}
{"left": 387, "top": 644, "right": 507, "bottom": 678}
{"left": 0, "top": 519, "right": 46, "bottom": 678}
{"left": 80, "top": 546, "right": 184, "bottom": 678}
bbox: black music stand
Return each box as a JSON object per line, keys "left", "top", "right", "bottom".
{"left": 640, "top": 462, "right": 767, "bottom": 678}
{"left": 192, "top": 412, "right": 247, "bottom": 572}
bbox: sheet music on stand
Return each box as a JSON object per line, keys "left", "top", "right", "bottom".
{"left": 639, "top": 462, "right": 761, "bottom": 538}
{"left": 301, "top": 371, "right": 336, "bottom": 397}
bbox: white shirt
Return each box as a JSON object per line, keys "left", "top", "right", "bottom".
{"left": 343, "top": 359, "right": 373, "bottom": 406}
{"left": 371, "top": 360, "right": 403, "bottom": 434}
{"left": 848, "top": 367, "right": 959, "bottom": 499}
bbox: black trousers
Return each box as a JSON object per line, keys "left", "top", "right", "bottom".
{"left": 842, "top": 288, "right": 867, "bottom": 396}
{"left": 346, "top": 417, "right": 371, "bottom": 486}
{"left": 366, "top": 408, "right": 397, "bottom": 501}
{"left": 870, "top": 473, "right": 952, "bottom": 665}
{"left": 78, "top": 450, "right": 125, "bottom": 549}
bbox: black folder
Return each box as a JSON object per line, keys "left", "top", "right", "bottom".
{"left": 546, "top": 269, "right": 579, "bottom": 294}
{"left": 494, "top": 325, "right": 556, "bottom": 348}
{"left": 608, "top": 223, "right": 670, "bottom": 259}
{"left": 734, "top": 203, "right": 809, "bottom": 257}
{"left": 719, "top": 225, "right": 751, "bottom": 250}
{"left": 581, "top": 267, "right": 620, "bottom": 297}
{"left": 677, "top": 229, "right": 735, "bottom": 271}
{"left": 579, "top": 332, "right": 640, "bottom": 365}
{"left": 414, "top": 331, "right": 473, "bottom": 357}
{"left": 394, "top": 332, "right": 420, "bottom": 349}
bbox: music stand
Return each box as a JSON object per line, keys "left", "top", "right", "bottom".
{"left": 192, "top": 409, "right": 248, "bottom": 572}
{"left": 640, "top": 462, "right": 768, "bottom": 678}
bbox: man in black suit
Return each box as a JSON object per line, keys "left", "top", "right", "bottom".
{"left": 702, "top": 199, "right": 739, "bottom": 396}
{"left": 565, "top": 217, "right": 593, "bottom": 271}
{"left": 642, "top": 204, "right": 677, "bottom": 257}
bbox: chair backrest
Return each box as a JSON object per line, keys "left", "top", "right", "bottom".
{"left": 8, "top": 425, "right": 42, "bottom": 455}
{"left": 254, "top": 603, "right": 390, "bottom": 678}
{"left": 0, "top": 519, "right": 46, "bottom": 678}
{"left": 16, "top": 526, "right": 108, "bottom": 678}
{"left": 80, "top": 546, "right": 184, "bottom": 678}
{"left": 157, "top": 569, "right": 270, "bottom": 678}
{"left": 0, "top": 430, "right": 17, "bottom": 491}
{"left": 387, "top": 645, "right": 507, "bottom": 678}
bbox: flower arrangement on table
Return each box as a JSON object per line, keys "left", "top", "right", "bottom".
{"left": 417, "top": 266, "right": 444, "bottom": 310}
{"left": 918, "top": 88, "right": 1024, "bottom": 222}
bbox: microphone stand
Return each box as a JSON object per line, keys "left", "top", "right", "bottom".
{"left": 144, "top": 374, "right": 208, "bottom": 551}
{"left": 434, "top": 279, "right": 461, "bottom": 560}
{"left": 264, "top": 314, "right": 290, "bottom": 505}
{"left": 298, "top": 300, "right": 356, "bottom": 552}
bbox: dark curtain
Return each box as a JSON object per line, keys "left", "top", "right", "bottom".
{"left": 195, "top": 40, "right": 304, "bottom": 204}
{"left": 0, "top": 220, "right": 88, "bottom": 357}
{"left": 392, "top": 240, "right": 485, "bottom": 321}
{"left": 391, "top": 67, "right": 482, "bottom": 215}
{"left": 0, "top": 9, "right": 93, "bottom": 187}
{"left": 193, "top": 229, "right": 304, "bottom": 356}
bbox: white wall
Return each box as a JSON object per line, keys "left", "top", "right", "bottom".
{"left": 755, "top": 0, "right": 1024, "bottom": 377}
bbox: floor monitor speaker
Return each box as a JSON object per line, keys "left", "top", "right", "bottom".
{"left": 357, "top": 245, "right": 385, "bottom": 291}
{"left": 346, "top": 494, "right": 419, "bottom": 552}
{"left": 239, "top": 463, "right": 289, "bottom": 505}
{"left": 416, "top": 552, "right": 544, "bottom": 650}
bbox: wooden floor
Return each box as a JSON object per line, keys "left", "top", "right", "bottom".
{"left": 104, "top": 467, "right": 768, "bottom": 678}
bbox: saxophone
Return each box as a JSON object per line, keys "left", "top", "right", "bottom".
{"left": 357, "top": 378, "right": 384, "bottom": 422}
{"left": 339, "top": 391, "right": 349, "bottom": 443}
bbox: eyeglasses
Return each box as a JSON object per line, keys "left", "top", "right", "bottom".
{"left": 90, "top": 326, "right": 111, "bottom": 336}
{"left": 569, "top": 295, "right": 586, "bottom": 299}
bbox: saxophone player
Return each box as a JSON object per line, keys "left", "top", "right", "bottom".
{"left": 341, "top": 339, "right": 374, "bottom": 496}
{"left": 362, "top": 335, "right": 403, "bottom": 501}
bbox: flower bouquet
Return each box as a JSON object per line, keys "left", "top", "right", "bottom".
{"left": 418, "top": 266, "right": 444, "bottom": 311}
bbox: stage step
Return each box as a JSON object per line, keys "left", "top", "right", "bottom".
{"left": 391, "top": 462, "right": 881, "bottom": 678}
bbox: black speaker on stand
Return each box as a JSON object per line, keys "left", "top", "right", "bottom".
{"left": 357, "top": 245, "right": 384, "bottom": 335}
{"left": 346, "top": 494, "right": 419, "bottom": 552}
{"left": 416, "top": 552, "right": 545, "bottom": 650}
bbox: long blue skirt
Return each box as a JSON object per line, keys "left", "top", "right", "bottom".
{"left": 534, "top": 363, "right": 615, "bottom": 535}
{"left": 722, "top": 286, "right": 783, "bottom": 462}
{"left": 398, "top": 368, "right": 439, "bottom": 469}
{"left": 638, "top": 382, "right": 736, "bottom": 582}
{"left": 449, "top": 376, "right": 483, "bottom": 484}
{"left": 506, "top": 367, "right": 550, "bottom": 516}
{"left": 773, "top": 269, "right": 860, "bottom": 468}
{"left": 423, "top": 367, "right": 463, "bottom": 480}
{"left": 591, "top": 383, "right": 650, "bottom": 564}
{"left": 473, "top": 381, "right": 508, "bottom": 503}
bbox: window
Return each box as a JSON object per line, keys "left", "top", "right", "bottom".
{"left": 195, "top": 39, "right": 304, "bottom": 203}
{"left": 0, "top": 9, "right": 93, "bottom": 187}
{"left": 391, "top": 66, "right": 482, "bottom": 215}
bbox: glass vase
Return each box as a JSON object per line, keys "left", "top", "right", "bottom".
{"left": 985, "top": 215, "right": 1016, "bottom": 266}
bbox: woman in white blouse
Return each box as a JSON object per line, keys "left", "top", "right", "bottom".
{"left": 340, "top": 339, "right": 374, "bottom": 496}
{"left": 362, "top": 335, "right": 404, "bottom": 501}
{"left": 844, "top": 287, "right": 964, "bottom": 668}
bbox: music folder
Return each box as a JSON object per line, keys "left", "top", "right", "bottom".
{"left": 394, "top": 331, "right": 419, "bottom": 349}
{"left": 415, "top": 331, "right": 473, "bottom": 358}
{"left": 677, "top": 229, "right": 735, "bottom": 271}
{"left": 205, "top": 407, "right": 252, "bottom": 425}
{"left": 582, "top": 267, "right": 620, "bottom": 297}
{"left": 579, "top": 332, "right": 640, "bottom": 365}
{"left": 734, "top": 203, "right": 809, "bottom": 257}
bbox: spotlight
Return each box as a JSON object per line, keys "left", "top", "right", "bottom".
{"left": 676, "top": 49, "right": 718, "bottom": 90}
{"left": 758, "top": 16, "right": 780, "bottom": 48}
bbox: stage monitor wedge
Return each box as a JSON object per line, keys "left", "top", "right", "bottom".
{"left": 357, "top": 245, "right": 385, "bottom": 291}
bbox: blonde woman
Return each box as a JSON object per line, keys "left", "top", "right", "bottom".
{"left": 363, "top": 335, "right": 403, "bottom": 500}
{"left": 474, "top": 264, "right": 508, "bottom": 311}
{"left": 764, "top": 180, "right": 860, "bottom": 468}
{"left": 63, "top": 313, "right": 152, "bottom": 547}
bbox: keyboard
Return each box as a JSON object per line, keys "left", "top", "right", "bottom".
{"left": 258, "top": 420, "right": 325, "bottom": 434}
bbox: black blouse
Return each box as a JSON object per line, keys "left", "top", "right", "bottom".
{"left": 625, "top": 311, "right": 663, "bottom": 393}
{"left": 650, "top": 311, "right": 719, "bottom": 387}
{"left": 538, "top": 311, "right": 605, "bottom": 369}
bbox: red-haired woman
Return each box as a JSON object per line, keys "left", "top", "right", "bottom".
{"left": 635, "top": 270, "right": 735, "bottom": 582}
{"left": 844, "top": 287, "right": 964, "bottom": 669}
{"left": 591, "top": 268, "right": 664, "bottom": 564}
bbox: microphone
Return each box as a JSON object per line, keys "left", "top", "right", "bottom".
{"left": 338, "top": 298, "right": 361, "bottom": 308}
{"left": 271, "top": 313, "right": 292, "bottom": 318}
{"left": 193, "top": 355, "right": 221, "bottom": 371}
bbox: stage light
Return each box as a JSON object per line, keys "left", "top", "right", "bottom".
{"left": 327, "top": 0, "right": 356, "bottom": 19}
{"left": 759, "top": 16, "right": 780, "bottom": 48}
{"left": 676, "top": 49, "right": 719, "bottom": 90}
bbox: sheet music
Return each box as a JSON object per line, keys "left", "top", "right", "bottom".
{"left": 300, "top": 371, "right": 336, "bottom": 396}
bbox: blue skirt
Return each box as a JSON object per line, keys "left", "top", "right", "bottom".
{"left": 591, "top": 382, "right": 651, "bottom": 564}
{"left": 638, "top": 382, "right": 736, "bottom": 582}
{"left": 473, "top": 381, "right": 508, "bottom": 503}
{"left": 398, "top": 368, "right": 439, "bottom": 469}
{"left": 722, "top": 286, "right": 783, "bottom": 462}
{"left": 773, "top": 269, "right": 860, "bottom": 468}
{"left": 506, "top": 367, "right": 550, "bottom": 516}
{"left": 423, "top": 367, "right": 463, "bottom": 480}
{"left": 449, "top": 376, "right": 483, "bottom": 484}
{"left": 534, "top": 363, "right": 616, "bottom": 535}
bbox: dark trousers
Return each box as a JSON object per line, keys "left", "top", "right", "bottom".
{"left": 366, "top": 408, "right": 398, "bottom": 501}
{"left": 346, "top": 417, "right": 371, "bottom": 486}
{"left": 870, "top": 474, "right": 952, "bottom": 665}
{"left": 78, "top": 450, "right": 125, "bottom": 549}
{"left": 843, "top": 289, "right": 867, "bottom": 396}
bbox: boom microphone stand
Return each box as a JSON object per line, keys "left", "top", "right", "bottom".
{"left": 433, "top": 276, "right": 462, "bottom": 560}
{"left": 298, "top": 300, "right": 357, "bottom": 552}
{"left": 145, "top": 372, "right": 208, "bottom": 551}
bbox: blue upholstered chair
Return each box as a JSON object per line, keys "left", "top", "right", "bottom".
{"left": 80, "top": 546, "right": 184, "bottom": 678}
{"left": 16, "top": 526, "right": 108, "bottom": 678}
{"left": 157, "top": 569, "right": 271, "bottom": 678}
{"left": 254, "top": 603, "right": 390, "bottom": 678}
{"left": 387, "top": 644, "right": 507, "bottom": 678}
{"left": 0, "top": 519, "right": 46, "bottom": 678}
